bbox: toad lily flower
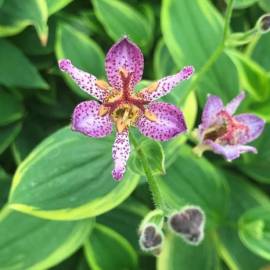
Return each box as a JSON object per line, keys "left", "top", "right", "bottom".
{"left": 59, "top": 37, "right": 194, "bottom": 180}
{"left": 194, "top": 92, "right": 265, "bottom": 161}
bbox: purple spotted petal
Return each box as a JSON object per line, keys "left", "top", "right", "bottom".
{"left": 136, "top": 102, "right": 187, "bottom": 141}
{"left": 59, "top": 59, "right": 106, "bottom": 101}
{"left": 112, "top": 131, "right": 130, "bottom": 181}
{"left": 72, "top": 101, "right": 112, "bottom": 138}
{"left": 234, "top": 113, "right": 265, "bottom": 143}
{"left": 205, "top": 140, "right": 257, "bottom": 161}
{"left": 141, "top": 66, "right": 194, "bottom": 101}
{"left": 225, "top": 91, "right": 245, "bottom": 115}
{"left": 105, "top": 36, "right": 144, "bottom": 90}
{"left": 201, "top": 95, "right": 224, "bottom": 129}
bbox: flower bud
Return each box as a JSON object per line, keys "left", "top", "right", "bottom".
{"left": 139, "top": 224, "right": 164, "bottom": 255}
{"left": 138, "top": 209, "right": 165, "bottom": 255}
{"left": 257, "top": 13, "right": 270, "bottom": 33}
{"left": 168, "top": 206, "right": 205, "bottom": 245}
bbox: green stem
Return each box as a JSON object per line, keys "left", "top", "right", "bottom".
{"left": 129, "top": 132, "right": 163, "bottom": 209}
{"left": 179, "top": 0, "right": 235, "bottom": 103}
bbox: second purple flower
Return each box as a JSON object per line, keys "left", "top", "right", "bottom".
{"left": 59, "top": 37, "right": 194, "bottom": 181}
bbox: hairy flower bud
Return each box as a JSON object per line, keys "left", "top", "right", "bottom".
{"left": 139, "top": 224, "right": 164, "bottom": 255}
{"left": 257, "top": 13, "right": 270, "bottom": 33}
{"left": 168, "top": 206, "right": 205, "bottom": 245}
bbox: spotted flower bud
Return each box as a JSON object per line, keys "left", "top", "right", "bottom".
{"left": 257, "top": 13, "right": 270, "bottom": 33}
{"left": 168, "top": 206, "right": 205, "bottom": 245}
{"left": 139, "top": 224, "right": 164, "bottom": 255}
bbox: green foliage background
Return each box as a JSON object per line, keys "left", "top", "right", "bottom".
{"left": 0, "top": 0, "right": 270, "bottom": 269}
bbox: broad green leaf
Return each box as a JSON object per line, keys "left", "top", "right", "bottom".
{"left": 259, "top": 0, "right": 270, "bottom": 11}
{"left": 9, "top": 127, "right": 140, "bottom": 220}
{"left": 157, "top": 233, "right": 220, "bottom": 270}
{"left": 216, "top": 172, "right": 270, "bottom": 270}
{"left": 180, "top": 91, "right": 197, "bottom": 130}
{"left": 12, "top": 18, "right": 56, "bottom": 56}
{"left": 0, "top": 168, "right": 10, "bottom": 208}
{"left": 130, "top": 138, "right": 165, "bottom": 176}
{"left": 98, "top": 199, "right": 149, "bottom": 249}
{"left": 239, "top": 206, "right": 270, "bottom": 260}
{"left": 156, "top": 146, "right": 228, "bottom": 225}
{"left": 92, "top": 0, "right": 154, "bottom": 52}
{"left": 161, "top": 0, "right": 239, "bottom": 104}
{"left": 46, "top": 0, "right": 72, "bottom": 15}
{"left": 229, "top": 0, "right": 259, "bottom": 8}
{"left": 154, "top": 39, "right": 177, "bottom": 78}
{"left": 249, "top": 33, "right": 270, "bottom": 71}
{"left": 0, "top": 90, "right": 24, "bottom": 126}
{"left": 55, "top": 22, "right": 104, "bottom": 97}
{"left": 84, "top": 223, "right": 138, "bottom": 270}
{"left": 0, "top": 39, "right": 48, "bottom": 89}
{"left": 198, "top": 52, "right": 239, "bottom": 105}
{"left": 236, "top": 124, "right": 270, "bottom": 183}
{"left": 0, "top": 208, "right": 93, "bottom": 270}
{"left": 0, "top": 122, "right": 22, "bottom": 155}
{"left": 218, "top": 226, "right": 269, "bottom": 270}
{"left": 227, "top": 49, "right": 270, "bottom": 101}
{"left": 0, "top": 0, "right": 48, "bottom": 43}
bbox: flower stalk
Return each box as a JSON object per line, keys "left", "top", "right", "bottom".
{"left": 130, "top": 132, "right": 164, "bottom": 209}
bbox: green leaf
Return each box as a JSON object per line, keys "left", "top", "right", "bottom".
{"left": 239, "top": 206, "right": 270, "bottom": 260}
{"left": 216, "top": 172, "right": 270, "bottom": 270}
{"left": 0, "top": 122, "right": 22, "bottom": 155}
{"left": 92, "top": 0, "right": 154, "bottom": 52}
{"left": 198, "top": 52, "right": 239, "bottom": 105}
{"left": 84, "top": 223, "right": 138, "bottom": 270}
{"left": 227, "top": 49, "right": 270, "bottom": 101}
{"left": 0, "top": 208, "right": 93, "bottom": 270}
{"left": 0, "top": 90, "right": 24, "bottom": 126}
{"left": 0, "top": 39, "right": 48, "bottom": 89}
{"left": 157, "top": 233, "right": 220, "bottom": 270}
{"left": 154, "top": 39, "right": 177, "bottom": 78}
{"left": 249, "top": 33, "right": 270, "bottom": 71}
{"left": 180, "top": 91, "right": 198, "bottom": 130}
{"left": 98, "top": 199, "right": 149, "bottom": 249}
{"left": 9, "top": 127, "right": 139, "bottom": 220}
{"left": 236, "top": 124, "right": 270, "bottom": 183}
{"left": 12, "top": 18, "right": 56, "bottom": 56}
{"left": 230, "top": 0, "right": 259, "bottom": 9}
{"left": 259, "top": 0, "right": 270, "bottom": 11}
{"left": 46, "top": 0, "right": 72, "bottom": 15}
{"left": 161, "top": 0, "right": 239, "bottom": 104}
{"left": 0, "top": 168, "right": 10, "bottom": 208}
{"left": 0, "top": 0, "right": 48, "bottom": 43}
{"left": 130, "top": 138, "right": 166, "bottom": 176}
{"left": 55, "top": 22, "right": 105, "bottom": 97}
{"left": 218, "top": 226, "right": 268, "bottom": 270}
{"left": 156, "top": 146, "right": 229, "bottom": 225}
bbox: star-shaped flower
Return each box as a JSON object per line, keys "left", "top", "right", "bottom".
{"left": 59, "top": 37, "right": 193, "bottom": 180}
{"left": 195, "top": 92, "right": 265, "bottom": 161}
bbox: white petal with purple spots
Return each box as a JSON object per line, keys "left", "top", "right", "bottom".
{"left": 112, "top": 131, "right": 130, "bottom": 181}
{"left": 225, "top": 91, "right": 245, "bottom": 115}
{"left": 201, "top": 95, "right": 224, "bottom": 129}
{"left": 141, "top": 66, "right": 194, "bottom": 102}
{"left": 105, "top": 36, "right": 144, "bottom": 90}
{"left": 58, "top": 59, "right": 106, "bottom": 101}
{"left": 205, "top": 140, "right": 257, "bottom": 161}
{"left": 234, "top": 113, "right": 265, "bottom": 144}
{"left": 72, "top": 101, "right": 113, "bottom": 138}
{"left": 136, "top": 102, "right": 187, "bottom": 141}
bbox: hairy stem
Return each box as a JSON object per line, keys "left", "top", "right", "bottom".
{"left": 130, "top": 132, "right": 164, "bottom": 209}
